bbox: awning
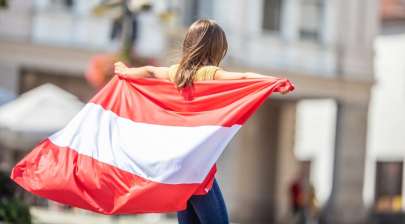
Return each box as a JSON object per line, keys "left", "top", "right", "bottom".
{"left": 0, "top": 84, "right": 83, "bottom": 149}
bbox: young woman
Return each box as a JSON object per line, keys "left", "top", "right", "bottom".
{"left": 114, "top": 19, "right": 290, "bottom": 224}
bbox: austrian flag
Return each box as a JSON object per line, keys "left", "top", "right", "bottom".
{"left": 10, "top": 74, "right": 294, "bottom": 214}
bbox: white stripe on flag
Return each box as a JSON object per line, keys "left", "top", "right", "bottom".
{"left": 49, "top": 103, "right": 241, "bottom": 184}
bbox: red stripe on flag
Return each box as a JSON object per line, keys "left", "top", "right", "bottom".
{"left": 89, "top": 76, "right": 294, "bottom": 127}
{"left": 10, "top": 139, "right": 213, "bottom": 214}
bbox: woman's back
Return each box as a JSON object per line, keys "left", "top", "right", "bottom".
{"left": 167, "top": 64, "right": 220, "bottom": 82}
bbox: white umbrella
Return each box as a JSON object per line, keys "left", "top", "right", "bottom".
{"left": 0, "top": 83, "right": 84, "bottom": 149}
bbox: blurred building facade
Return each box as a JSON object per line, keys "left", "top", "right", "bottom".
{"left": 295, "top": 1, "right": 405, "bottom": 224}
{"left": 364, "top": 0, "right": 405, "bottom": 221}
{"left": 187, "top": 1, "right": 379, "bottom": 224}
{"left": 0, "top": 0, "right": 383, "bottom": 224}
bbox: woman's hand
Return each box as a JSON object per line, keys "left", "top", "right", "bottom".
{"left": 114, "top": 61, "right": 130, "bottom": 76}
{"left": 278, "top": 80, "right": 294, "bottom": 95}
{"left": 280, "top": 85, "right": 290, "bottom": 95}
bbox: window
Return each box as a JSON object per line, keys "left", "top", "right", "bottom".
{"left": 299, "top": 0, "right": 324, "bottom": 41}
{"left": 374, "top": 161, "right": 403, "bottom": 212}
{"left": 64, "top": 0, "right": 74, "bottom": 8}
{"left": 49, "top": 0, "right": 74, "bottom": 9}
{"left": 182, "top": 0, "right": 213, "bottom": 26}
{"left": 262, "top": 0, "right": 282, "bottom": 31}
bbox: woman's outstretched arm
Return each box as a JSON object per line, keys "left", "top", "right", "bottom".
{"left": 214, "top": 69, "right": 291, "bottom": 94}
{"left": 214, "top": 69, "right": 277, "bottom": 80}
{"left": 114, "top": 61, "right": 170, "bottom": 80}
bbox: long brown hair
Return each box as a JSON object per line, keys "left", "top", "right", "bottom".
{"left": 174, "top": 19, "right": 228, "bottom": 88}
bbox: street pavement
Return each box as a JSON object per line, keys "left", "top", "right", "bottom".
{"left": 30, "top": 207, "right": 178, "bottom": 224}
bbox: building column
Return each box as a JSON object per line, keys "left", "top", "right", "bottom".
{"left": 324, "top": 101, "right": 370, "bottom": 224}
{"left": 335, "top": 0, "right": 379, "bottom": 81}
{"left": 221, "top": 99, "right": 280, "bottom": 223}
{"left": 218, "top": 99, "right": 298, "bottom": 223}
{"left": 274, "top": 101, "right": 300, "bottom": 222}
{"left": 281, "top": 0, "right": 300, "bottom": 42}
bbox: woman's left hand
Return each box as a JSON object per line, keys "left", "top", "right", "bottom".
{"left": 278, "top": 79, "right": 294, "bottom": 95}
{"left": 278, "top": 85, "right": 291, "bottom": 95}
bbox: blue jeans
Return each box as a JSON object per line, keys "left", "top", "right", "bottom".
{"left": 177, "top": 179, "right": 229, "bottom": 224}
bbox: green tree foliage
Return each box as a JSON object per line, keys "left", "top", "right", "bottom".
{"left": 0, "top": 171, "right": 32, "bottom": 224}
{"left": 0, "top": 0, "right": 8, "bottom": 9}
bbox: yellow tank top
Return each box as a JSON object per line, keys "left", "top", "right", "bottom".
{"left": 167, "top": 64, "right": 220, "bottom": 82}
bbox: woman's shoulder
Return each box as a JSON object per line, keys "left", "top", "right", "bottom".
{"left": 196, "top": 65, "right": 221, "bottom": 80}
{"left": 168, "top": 64, "right": 179, "bottom": 70}
{"left": 167, "top": 64, "right": 179, "bottom": 81}
{"left": 166, "top": 64, "right": 221, "bottom": 81}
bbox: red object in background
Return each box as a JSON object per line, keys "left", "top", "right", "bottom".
{"left": 381, "top": 0, "right": 405, "bottom": 21}
{"left": 290, "top": 178, "right": 306, "bottom": 214}
{"left": 85, "top": 54, "right": 116, "bottom": 89}
{"left": 85, "top": 53, "right": 159, "bottom": 89}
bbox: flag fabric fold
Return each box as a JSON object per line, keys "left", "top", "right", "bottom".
{"left": 10, "top": 74, "right": 294, "bottom": 214}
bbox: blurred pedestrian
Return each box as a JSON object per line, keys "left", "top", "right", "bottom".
{"left": 289, "top": 166, "right": 319, "bottom": 224}
{"left": 290, "top": 175, "right": 306, "bottom": 224}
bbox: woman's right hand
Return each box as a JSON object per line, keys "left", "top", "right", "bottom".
{"left": 114, "top": 61, "right": 130, "bottom": 77}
